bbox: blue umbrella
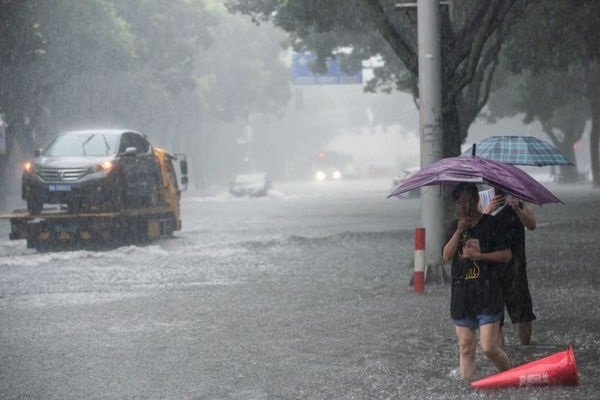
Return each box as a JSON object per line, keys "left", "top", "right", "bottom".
{"left": 463, "top": 136, "right": 573, "bottom": 167}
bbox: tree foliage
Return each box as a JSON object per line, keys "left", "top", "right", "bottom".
{"left": 486, "top": 63, "right": 587, "bottom": 181}
{"left": 0, "top": 0, "right": 292, "bottom": 205}
{"left": 0, "top": 0, "right": 133, "bottom": 147}
{"left": 226, "top": 0, "right": 527, "bottom": 157}
{"left": 491, "top": 0, "right": 600, "bottom": 184}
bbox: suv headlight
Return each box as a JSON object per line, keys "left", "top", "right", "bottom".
{"left": 90, "top": 161, "right": 114, "bottom": 173}
{"left": 24, "top": 162, "right": 37, "bottom": 173}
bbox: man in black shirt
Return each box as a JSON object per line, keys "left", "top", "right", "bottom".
{"left": 482, "top": 189, "right": 537, "bottom": 345}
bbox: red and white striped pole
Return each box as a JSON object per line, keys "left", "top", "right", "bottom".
{"left": 414, "top": 227, "right": 426, "bottom": 293}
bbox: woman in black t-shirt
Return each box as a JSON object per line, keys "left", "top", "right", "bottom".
{"left": 442, "top": 183, "right": 512, "bottom": 380}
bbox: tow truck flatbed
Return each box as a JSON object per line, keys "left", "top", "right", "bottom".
{"left": 2, "top": 205, "right": 181, "bottom": 250}
{"left": 0, "top": 205, "right": 177, "bottom": 220}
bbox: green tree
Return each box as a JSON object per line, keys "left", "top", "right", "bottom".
{"left": 0, "top": 0, "right": 292, "bottom": 203}
{"left": 226, "top": 0, "right": 527, "bottom": 158}
{"left": 111, "top": 0, "right": 216, "bottom": 96}
{"left": 109, "top": 1, "right": 291, "bottom": 185}
{"left": 190, "top": 7, "right": 292, "bottom": 186}
{"left": 0, "top": 0, "right": 133, "bottom": 207}
{"left": 0, "top": 0, "right": 43, "bottom": 160}
{"left": 486, "top": 64, "right": 587, "bottom": 182}
{"left": 498, "top": 0, "right": 600, "bottom": 185}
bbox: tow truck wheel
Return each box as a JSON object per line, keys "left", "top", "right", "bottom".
{"left": 166, "top": 214, "right": 176, "bottom": 236}
{"left": 27, "top": 198, "right": 43, "bottom": 215}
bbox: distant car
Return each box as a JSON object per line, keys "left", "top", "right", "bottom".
{"left": 229, "top": 172, "right": 271, "bottom": 197}
{"left": 313, "top": 150, "right": 358, "bottom": 181}
{"left": 391, "top": 166, "right": 420, "bottom": 198}
{"left": 314, "top": 167, "right": 343, "bottom": 181}
{"left": 22, "top": 129, "right": 162, "bottom": 214}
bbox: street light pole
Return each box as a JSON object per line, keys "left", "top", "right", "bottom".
{"left": 417, "top": 0, "right": 445, "bottom": 280}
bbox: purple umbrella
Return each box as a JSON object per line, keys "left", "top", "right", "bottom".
{"left": 388, "top": 155, "right": 562, "bottom": 206}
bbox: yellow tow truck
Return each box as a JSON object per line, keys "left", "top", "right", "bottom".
{"left": 1, "top": 148, "right": 188, "bottom": 251}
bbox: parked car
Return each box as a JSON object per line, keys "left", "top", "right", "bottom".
{"left": 391, "top": 166, "right": 420, "bottom": 198}
{"left": 229, "top": 172, "right": 271, "bottom": 197}
{"left": 22, "top": 129, "right": 161, "bottom": 214}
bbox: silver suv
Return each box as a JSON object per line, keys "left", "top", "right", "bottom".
{"left": 22, "top": 129, "right": 161, "bottom": 214}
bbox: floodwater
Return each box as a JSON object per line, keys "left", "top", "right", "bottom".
{"left": 0, "top": 179, "right": 598, "bottom": 399}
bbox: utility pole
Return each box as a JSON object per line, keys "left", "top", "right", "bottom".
{"left": 417, "top": 0, "right": 445, "bottom": 280}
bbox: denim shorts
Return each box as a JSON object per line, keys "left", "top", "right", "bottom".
{"left": 453, "top": 312, "right": 504, "bottom": 330}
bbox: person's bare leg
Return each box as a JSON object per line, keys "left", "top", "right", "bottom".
{"left": 455, "top": 326, "right": 477, "bottom": 379}
{"left": 518, "top": 321, "right": 532, "bottom": 345}
{"left": 480, "top": 322, "right": 511, "bottom": 372}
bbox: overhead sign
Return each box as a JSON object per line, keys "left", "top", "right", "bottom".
{"left": 292, "top": 53, "right": 362, "bottom": 85}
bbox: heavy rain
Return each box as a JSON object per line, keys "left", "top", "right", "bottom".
{"left": 1, "top": 1, "right": 600, "bottom": 399}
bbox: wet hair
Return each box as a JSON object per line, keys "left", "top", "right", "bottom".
{"left": 452, "top": 182, "right": 479, "bottom": 202}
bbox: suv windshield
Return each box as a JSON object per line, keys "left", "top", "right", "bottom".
{"left": 44, "top": 133, "right": 119, "bottom": 157}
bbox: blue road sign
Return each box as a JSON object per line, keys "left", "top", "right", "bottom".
{"left": 292, "top": 53, "right": 362, "bottom": 85}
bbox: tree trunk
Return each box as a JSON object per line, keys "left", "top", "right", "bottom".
{"left": 422, "top": 97, "right": 464, "bottom": 285}
{"left": 0, "top": 121, "right": 18, "bottom": 210}
{"left": 590, "top": 107, "right": 600, "bottom": 186}
{"left": 440, "top": 97, "right": 465, "bottom": 228}
{"left": 442, "top": 99, "right": 463, "bottom": 159}
{"left": 0, "top": 155, "right": 7, "bottom": 210}
{"left": 584, "top": 60, "right": 600, "bottom": 186}
{"left": 557, "top": 141, "right": 579, "bottom": 183}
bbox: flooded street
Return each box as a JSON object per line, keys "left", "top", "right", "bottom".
{"left": 0, "top": 179, "right": 599, "bottom": 399}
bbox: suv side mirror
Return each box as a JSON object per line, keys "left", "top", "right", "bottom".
{"left": 180, "top": 159, "right": 188, "bottom": 176}
{"left": 34, "top": 148, "right": 42, "bottom": 157}
{"left": 174, "top": 153, "right": 188, "bottom": 191}
{"left": 180, "top": 160, "right": 189, "bottom": 191}
{"left": 124, "top": 147, "right": 137, "bottom": 156}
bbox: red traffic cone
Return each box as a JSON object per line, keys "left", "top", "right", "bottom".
{"left": 471, "top": 346, "right": 579, "bottom": 389}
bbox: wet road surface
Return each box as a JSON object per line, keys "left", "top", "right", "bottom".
{"left": 0, "top": 179, "right": 598, "bottom": 399}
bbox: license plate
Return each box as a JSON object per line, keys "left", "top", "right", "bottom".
{"left": 49, "top": 183, "right": 71, "bottom": 192}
